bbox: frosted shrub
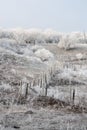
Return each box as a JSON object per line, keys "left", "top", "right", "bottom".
{"left": 34, "top": 48, "right": 54, "bottom": 61}
{"left": 58, "top": 35, "right": 75, "bottom": 50}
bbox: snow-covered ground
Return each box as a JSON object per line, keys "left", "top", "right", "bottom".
{"left": 0, "top": 29, "right": 87, "bottom": 129}
{"left": 0, "top": 106, "right": 87, "bottom": 130}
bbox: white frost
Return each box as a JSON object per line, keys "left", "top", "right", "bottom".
{"left": 34, "top": 48, "right": 54, "bottom": 61}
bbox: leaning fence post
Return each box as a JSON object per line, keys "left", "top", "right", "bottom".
{"left": 45, "top": 84, "right": 48, "bottom": 96}
{"left": 25, "top": 83, "right": 28, "bottom": 98}
{"left": 40, "top": 77, "right": 43, "bottom": 88}
{"left": 44, "top": 73, "right": 48, "bottom": 96}
{"left": 72, "top": 89, "right": 75, "bottom": 105}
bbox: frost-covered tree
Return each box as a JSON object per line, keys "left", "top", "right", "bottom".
{"left": 0, "top": 29, "right": 14, "bottom": 39}
{"left": 43, "top": 29, "right": 60, "bottom": 43}
{"left": 58, "top": 35, "right": 76, "bottom": 50}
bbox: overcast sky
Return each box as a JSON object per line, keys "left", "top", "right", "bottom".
{"left": 0, "top": 0, "right": 87, "bottom": 32}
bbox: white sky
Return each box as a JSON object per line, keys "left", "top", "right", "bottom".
{"left": 0, "top": 0, "right": 87, "bottom": 32}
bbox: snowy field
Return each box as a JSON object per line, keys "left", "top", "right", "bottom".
{"left": 0, "top": 29, "right": 87, "bottom": 129}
